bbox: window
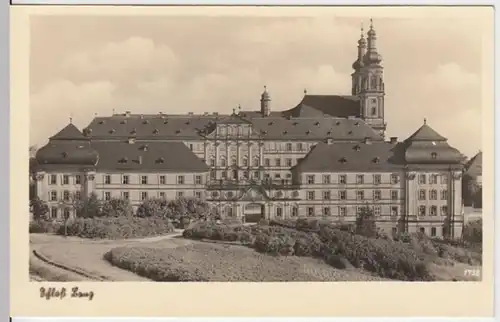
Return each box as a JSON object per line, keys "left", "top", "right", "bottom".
{"left": 63, "top": 191, "right": 70, "bottom": 201}
{"left": 430, "top": 206, "right": 437, "bottom": 216}
{"left": 253, "top": 158, "right": 259, "bottom": 167}
{"left": 390, "top": 190, "right": 398, "bottom": 200}
{"left": 122, "top": 175, "right": 129, "bottom": 185}
{"left": 50, "top": 175, "right": 57, "bottom": 185}
{"left": 430, "top": 189, "right": 438, "bottom": 200}
{"left": 323, "top": 175, "right": 331, "bottom": 184}
{"left": 210, "top": 170, "right": 216, "bottom": 180}
{"left": 441, "top": 206, "right": 448, "bottom": 216}
{"left": 286, "top": 143, "right": 292, "bottom": 151}
{"left": 211, "top": 191, "right": 219, "bottom": 198}
{"left": 159, "top": 192, "right": 166, "bottom": 199}
{"left": 232, "top": 170, "right": 238, "bottom": 179}
{"left": 221, "top": 171, "right": 227, "bottom": 179}
{"left": 275, "top": 159, "right": 281, "bottom": 167}
{"left": 339, "top": 190, "right": 347, "bottom": 200}
{"left": 356, "top": 175, "right": 364, "bottom": 184}
{"left": 141, "top": 176, "right": 148, "bottom": 185}
{"left": 419, "top": 174, "right": 426, "bottom": 184}
{"left": 195, "top": 191, "right": 202, "bottom": 199}
{"left": 160, "top": 176, "right": 166, "bottom": 185}
{"left": 220, "top": 159, "right": 227, "bottom": 167}
{"left": 440, "top": 174, "right": 448, "bottom": 184}
{"left": 231, "top": 158, "right": 237, "bottom": 166}
{"left": 276, "top": 207, "right": 283, "bottom": 217}
{"left": 210, "top": 158, "right": 216, "bottom": 167}
{"left": 390, "top": 174, "right": 399, "bottom": 184}
{"left": 122, "top": 192, "right": 129, "bottom": 200}
{"left": 431, "top": 227, "right": 437, "bottom": 237}
{"left": 141, "top": 192, "right": 148, "bottom": 201}
{"left": 195, "top": 175, "right": 202, "bottom": 185}
{"left": 75, "top": 175, "right": 81, "bottom": 185}
{"left": 292, "top": 207, "right": 298, "bottom": 217}
{"left": 356, "top": 207, "right": 363, "bottom": 215}
{"left": 431, "top": 152, "right": 437, "bottom": 160}
{"left": 392, "top": 227, "right": 397, "bottom": 235}
{"left": 74, "top": 191, "right": 81, "bottom": 200}
{"left": 242, "top": 158, "right": 248, "bottom": 167}
{"left": 419, "top": 189, "right": 426, "bottom": 200}
{"left": 62, "top": 175, "right": 69, "bottom": 185}
{"left": 50, "top": 207, "right": 58, "bottom": 219}
{"left": 440, "top": 190, "right": 448, "bottom": 200}
{"left": 339, "top": 207, "right": 347, "bottom": 217}
{"left": 253, "top": 171, "right": 259, "bottom": 179}
{"left": 307, "top": 175, "right": 315, "bottom": 184}
{"left": 371, "top": 106, "right": 377, "bottom": 116}
{"left": 356, "top": 190, "right": 364, "bottom": 200}
{"left": 297, "top": 143, "right": 303, "bottom": 151}
{"left": 339, "top": 175, "right": 347, "bottom": 184}
{"left": 373, "top": 174, "right": 381, "bottom": 185}
{"left": 286, "top": 158, "right": 292, "bottom": 167}
{"left": 63, "top": 208, "right": 70, "bottom": 219}
{"left": 418, "top": 206, "right": 426, "bottom": 216}
{"left": 323, "top": 207, "right": 331, "bottom": 216}
{"left": 177, "top": 176, "right": 185, "bottom": 184}
{"left": 430, "top": 174, "right": 438, "bottom": 184}
{"left": 307, "top": 191, "right": 315, "bottom": 200}
{"left": 177, "top": 191, "right": 184, "bottom": 198}
{"left": 323, "top": 191, "right": 331, "bottom": 200}
{"left": 419, "top": 227, "right": 425, "bottom": 234}
{"left": 307, "top": 207, "right": 314, "bottom": 217}
{"left": 391, "top": 206, "right": 398, "bottom": 217}
{"left": 373, "top": 190, "right": 381, "bottom": 201}
{"left": 373, "top": 206, "right": 381, "bottom": 216}
{"left": 105, "top": 175, "right": 111, "bottom": 184}
{"left": 104, "top": 192, "right": 111, "bottom": 201}
{"left": 227, "top": 191, "right": 234, "bottom": 198}
{"left": 264, "top": 159, "right": 270, "bottom": 167}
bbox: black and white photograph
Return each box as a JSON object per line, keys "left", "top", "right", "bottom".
{"left": 26, "top": 6, "right": 487, "bottom": 286}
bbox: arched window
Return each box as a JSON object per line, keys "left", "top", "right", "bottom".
{"left": 220, "top": 158, "right": 226, "bottom": 167}
{"left": 371, "top": 106, "right": 377, "bottom": 116}
{"left": 253, "top": 157, "right": 259, "bottom": 167}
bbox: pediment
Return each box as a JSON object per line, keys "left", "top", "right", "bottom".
{"left": 238, "top": 186, "right": 269, "bottom": 202}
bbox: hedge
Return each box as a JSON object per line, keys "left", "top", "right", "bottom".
{"left": 56, "top": 216, "right": 175, "bottom": 239}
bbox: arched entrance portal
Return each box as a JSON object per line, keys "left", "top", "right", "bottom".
{"left": 244, "top": 203, "right": 265, "bottom": 223}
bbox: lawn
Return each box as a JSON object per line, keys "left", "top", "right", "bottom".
{"left": 105, "top": 241, "right": 388, "bottom": 282}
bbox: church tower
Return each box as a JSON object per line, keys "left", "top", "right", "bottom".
{"left": 351, "top": 20, "right": 386, "bottom": 136}
{"left": 260, "top": 86, "right": 271, "bottom": 117}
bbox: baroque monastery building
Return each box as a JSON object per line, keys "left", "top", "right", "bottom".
{"left": 33, "top": 21, "right": 465, "bottom": 238}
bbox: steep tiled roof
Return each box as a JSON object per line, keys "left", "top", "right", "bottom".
{"left": 49, "top": 123, "right": 88, "bottom": 141}
{"left": 91, "top": 141, "right": 209, "bottom": 172}
{"left": 403, "top": 121, "right": 462, "bottom": 164}
{"left": 465, "top": 151, "right": 482, "bottom": 177}
{"left": 293, "top": 141, "right": 404, "bottom": 172}
{"left": 288, "top": 95, "right": 361, "bottom": 118}
{"left": 36, "top": 141, "right": 99, "bottom": 167}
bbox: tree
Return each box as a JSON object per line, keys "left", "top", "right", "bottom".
{"left": 355, "top": 205, "right": 378, "bottom": 238}
{"left": 75, "top": 193, "right": 102, "bottom": 218}
{"left": 462, "top": 218, "right": 482, "bottom": 244}
{"left": 30, "top": 197, "right": 49, "bottom": 222}
{"left": 462, "top": 173, "right": 480, "bottom": 206}
{"left": 136, "top": 198, "right": 168, "bottom": 218}
{"left": 102, "top": 197, "right": 134, "bottom": 217}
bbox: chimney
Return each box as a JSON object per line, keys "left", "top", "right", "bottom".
{"left": 128, "top": 138, "right": 136, "bottom": 144}
{"left": 326, "top": 138, "right": 334, "bottom": 145}
{"left": 390, "top": 137, "right": 398, "bottom": 144}
{"left": 363, "top": 137, "right": 372, "bottom": 145}
{"left": 125, "top": 111, "right": 131, "bottom": 117}
{"left": 188, "top": 112, "right": 194, "bottom": 116}
{"left": 138, "top": 156, "right": 143, "bottom": 164}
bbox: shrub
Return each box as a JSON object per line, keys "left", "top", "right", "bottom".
{"left": 29, "top": 219, "right": 62, "bottom": 234}
{"left": 30, "top": 198, "right": 49, "bottom": 221}
{"left": 270, "top": 219, "right": 297, "bottom": 229}
{"left": 318, "top": 226, "right": 433, "bottom": 281}
{"left": 355, "top": 206, "right": 377, "bottom": 238}
{"left": 136, "top": 198, "right": 169, "bottom": 218}
{"left": 462, "top": 219, "right": 482, "bottom": 244}
{"left": 74, "top": 193, "right": 102, "bottom": 218}
{"left": 101, "top": 198, "right": 134, "bottom": 217}
{"left": 56, "top": 217, "right": 175, "bottom": 239}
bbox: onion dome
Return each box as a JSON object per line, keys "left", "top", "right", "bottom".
{"left": 352, "top": 26, "right": 367, "bottom": 70}
{"left": 363, "top": 19, "right": 383, "bottom": 65}
{"left": 261, "top": 85, "right": 270, "bottom": 101}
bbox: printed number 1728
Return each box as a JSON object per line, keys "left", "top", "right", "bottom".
{"left": 464, "top": 269, "right": 481, "bottom": 277}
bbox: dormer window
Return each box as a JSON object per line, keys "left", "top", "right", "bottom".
{"left": 348, "top": 130, "right": 353, "bottom": 135}
{"left": 140, "top": 144, "right": 148, "bottom": 151}
{"left": 268, "top": 122, "right": 273, "bottom": 126}
{"left": 293, "top": 122, "right": 299, "bottom": 126}
{"left": 336, "top": 121, "right": 341, "bottom": 125}
{"left": 306, "top": 130, "right": 311, "bottom": 135}
{"left": 163, "top": 120, "right": 168, "bottom": 124}
{"left": 130, "top": 129, "right": 137, "bottom": 135}
{"left": 185, "top": 121, "right": 190, "bottom": 125}
{"left": 121, "top": 120, "right": 127, "bottom": 124}
{"left": 354, "top": 122, "right": 359, "bottom": 126}
{"left": 99, "top": 120, "right": 105, "bottom": 124}
{"left": 153, "top": 129, "right": 159, "bottom": 134}
{"left": 431, "top": 152, "right": 438, "bottom": 159}
{"left": 176, "top": 130, "right": 181, "bottom": 134}
{"left": 61, "top": 152, "right": 68, "bottom": 158}
{"left": 372, "top": 157, "right": 380, "bottom": 163}
{"left": 156, "top": 157, "right": 165, "bottom": 164}
{"left": 143, "top": 120, "right": 149, "bottom": 124}
{"left": 109, "top": 129, "right": 115, "bottom": 134}
{"left": 315, "top": 122, "right": 320, "bottom": 126}
{"left": 119, "top": 157, "right": 128, "bottom": 164}
{"left": 326, "top": 131, "right": 331, "bottom": 135}
{"left": 353, "top": 145, "right": 361, "bottom": 151}
{"left": 339, "top": 157, "right": 347, "bottom": 164}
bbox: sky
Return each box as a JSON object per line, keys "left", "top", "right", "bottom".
{"left": 29, "top": 9, "right": 489, "bottom": 158}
